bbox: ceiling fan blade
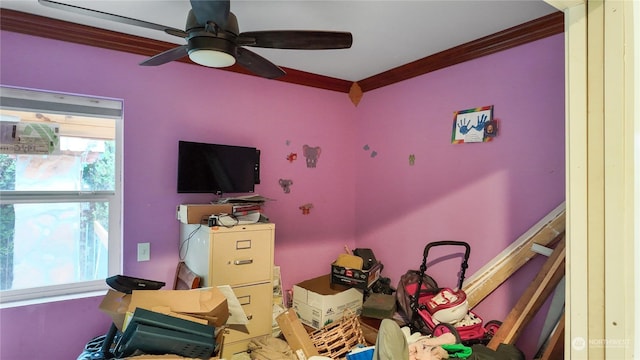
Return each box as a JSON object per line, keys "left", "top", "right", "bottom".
{"left": 236, "top": 47, "right": 286, "bottom": 79}
{"left": 189, "top": 0, "right": 230, "bottom": 28}
{"left": 139, "top": 45, "right": 188, "bottom": 66}
{"left": 38, "top": 0, "right": 187, "bottom": 38}
{"left": 237, "top": 31, "right": 353, "bottom": 50}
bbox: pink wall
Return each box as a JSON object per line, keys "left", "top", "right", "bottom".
{"left": 0, "top": 30, "right": 358, "bottom": 359}
{"left": 0, "top": 29, "right": 564, "bottom": 360}
{"left": 354, "top": 34, "right": 565, "bottom": 358}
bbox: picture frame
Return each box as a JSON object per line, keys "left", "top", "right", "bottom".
{"left": 451, "top": 105, "right": 496, "bottom": 144}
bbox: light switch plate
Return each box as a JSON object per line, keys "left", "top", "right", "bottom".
{"left": 137, "top": 242, "right": 150, "bottom": 262}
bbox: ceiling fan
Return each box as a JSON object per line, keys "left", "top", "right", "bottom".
{"left": 38, "top": 0, "right": 353, "bottom": 79}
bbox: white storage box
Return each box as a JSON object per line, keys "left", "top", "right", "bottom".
{"left": 292, "top": 274, "right": 363, "bottom": 329}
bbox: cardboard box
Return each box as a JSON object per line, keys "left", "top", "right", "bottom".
{"left": 99, "top": 289, "right": 132, "bottom": 330}
{"left": 178, "top": 204, "right": 233, "bottom": 224}
{"left": 330, "top": 261, "right": 383, "bottom": 290}
{"left": 292, "top": 274, "right": 363, "bottom": 330}
{"left": 99, "top": 287, "right": 229, "bottom": 330}
{"left": 276, "top": 309, "right": 320, "bottom": 358}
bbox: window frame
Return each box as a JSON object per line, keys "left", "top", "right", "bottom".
{"left": 0, "top": 85, "right": 123, "bottom": 305}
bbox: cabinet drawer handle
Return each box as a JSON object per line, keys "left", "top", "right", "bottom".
{"left": 238, "top": 295, "right": 251, "bottom": 306}
{"left": 234, "top": 259, "right": 253, "bottom": 265}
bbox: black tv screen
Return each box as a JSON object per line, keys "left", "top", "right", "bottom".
{"left": 177, "top": 141, "right": 260, "bottom": 194}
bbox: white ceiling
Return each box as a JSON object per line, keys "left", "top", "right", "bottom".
{"left": 1, "top": 0, "right": 558, "bottom": 82}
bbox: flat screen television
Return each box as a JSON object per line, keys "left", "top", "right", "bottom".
{"left": 177, "top": 140, "right": 260, "bottom": 194}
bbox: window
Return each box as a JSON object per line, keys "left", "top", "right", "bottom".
{"left": 0, "top": 86, "right": 122, "bottom": 304}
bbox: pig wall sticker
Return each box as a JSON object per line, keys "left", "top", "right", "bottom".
{"left": 303, "top": 145, "right": 321, "bottom": 168}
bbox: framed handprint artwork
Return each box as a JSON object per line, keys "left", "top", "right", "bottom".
{"left": 451, "top": 105, "right": 496, "bottom": 144}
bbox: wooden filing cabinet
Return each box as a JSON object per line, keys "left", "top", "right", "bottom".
{"left": 181, "top": 222, "right": 275, "bottom": 358}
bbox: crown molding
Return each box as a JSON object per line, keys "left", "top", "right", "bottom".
{"left": 356, "top": 11, "right": 564, "bottom": 92}
{"left": 0, "top": 9, "right": 563, "bottom": 93}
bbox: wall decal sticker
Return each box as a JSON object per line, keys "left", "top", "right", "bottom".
{"left": 303, "top": 145, "right": 321, "bottom": 168}
{"left": 279, "top": 179, "right": 293, "bottom": 193}
{"left": 363, "top": 144, "right": 377, "bottom": 158}
{"left": 286, "top": 152, "right": 297, "bottom": 163}
{"left": 299, "top": 203, "right": 313, "bottom": 215}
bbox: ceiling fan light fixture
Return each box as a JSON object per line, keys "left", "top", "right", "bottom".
{"left": 36, "top": 0, "right": 353, "bottom": 78}
{"left": 188, "top": 49, "right": 235, "bottom": 67}
{"left": 188, "top": 37, "right": 236, "bottom": 68}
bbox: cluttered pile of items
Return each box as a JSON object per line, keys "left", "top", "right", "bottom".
{"left": 178, "top": 195, "right": 271, "bottom": 227}
{"left": 78, "top": 246, "right": 524, "bottom": 360}
{"left": 79, "top": 205, "right": 566, "bottom": 360}
{"left": 77, "top": 244, "right": 524, "bottom": 360}
{"left": 77, "top": 275, "right": 230, "bottom": 360}
{"left": 277, "top": 244, "right": 527, "bottom": 360}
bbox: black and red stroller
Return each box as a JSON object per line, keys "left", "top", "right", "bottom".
{"left": 404, "top": 241, "right": 501, "bottom": 345}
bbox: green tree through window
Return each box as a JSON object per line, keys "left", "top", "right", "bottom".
{"left": 0, "top": 155, "right": 16, "bottom": 290}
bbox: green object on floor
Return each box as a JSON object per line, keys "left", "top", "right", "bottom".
{"left": 441, "top": 343, "right": 473, "bottom": 358}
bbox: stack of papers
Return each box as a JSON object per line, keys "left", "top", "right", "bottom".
{"left": 214, "top": 195, "right": 273, "bottom": 225}
{"left": 215, "top": 194, "right": 273, "bottom": 204}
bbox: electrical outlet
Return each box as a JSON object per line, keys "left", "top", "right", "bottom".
{"left": 137, "top": 242, "right": 150, "bottom": 262}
